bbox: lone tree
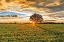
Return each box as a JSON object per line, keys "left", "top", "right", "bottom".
{"left": 30, "top": 13, "right": 43, "bottom": 23}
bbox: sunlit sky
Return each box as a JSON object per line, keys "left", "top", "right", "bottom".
{"left": 0, "top": 0, "right": 64, "bottom": 23}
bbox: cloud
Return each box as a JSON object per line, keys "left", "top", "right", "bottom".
{"left": 0, "top": 0, "right": 64, "bottom": 13}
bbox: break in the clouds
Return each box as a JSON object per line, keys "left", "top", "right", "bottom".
{"left": 0, "top": 0, "right": 64, "bottom": 13}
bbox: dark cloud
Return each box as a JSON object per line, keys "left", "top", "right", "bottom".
{"left": 27, "top": 0, "right": 45, "bottom": 2}
{"left": 6, "top": 0, "right": 15, "bottom": 2}
{"left": 27, "top": 0, "right": 64, "bottom": 13}
{"left": 6, "top": 0, "right": 10, "bottom": 2}
{"left": 0, "top": 3, "right": 1, "bottom": 5}
{"left": 0, "top": 0, "right": 64, "bottom": 13}
{"left": 45, "top": 4, "right": 64, "bottom": 12}
{"left": 27, "top": 0, "right": 64, "bottom": 3}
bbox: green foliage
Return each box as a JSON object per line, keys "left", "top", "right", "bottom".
{"left": 0, "top": 24, "right": 64, "bottom": 42}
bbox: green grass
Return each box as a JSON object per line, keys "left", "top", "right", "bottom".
{"left": 0, "top": 24, "right": 64, "bottom": 42}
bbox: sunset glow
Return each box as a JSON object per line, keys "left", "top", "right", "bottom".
{"left": 0, "top": 0, "right": 64, "bottom": 23}
{"left": 0, "top": 0, "right": 64, "bottom": 42}
{"left": 32, "top": 22, "right": 35, "bottom": 24}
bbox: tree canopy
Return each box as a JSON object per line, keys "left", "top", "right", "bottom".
{"left": 30, "top": 13, "right": 43, "bottom": 23}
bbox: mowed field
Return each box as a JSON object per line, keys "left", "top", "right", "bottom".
{"left": 0, "top": 24, "right": 64, "bottom": 42}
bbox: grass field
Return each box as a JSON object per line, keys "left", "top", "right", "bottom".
{"left": 0, "top": 24, "right": 64, "bottom": 42}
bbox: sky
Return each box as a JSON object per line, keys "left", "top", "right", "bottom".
{"left": 0, "top": 0, "right": 64, "bottom": 23}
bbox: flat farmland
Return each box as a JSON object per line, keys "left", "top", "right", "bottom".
{"left": 0, "top": 24, "right": 64, "bottom": 42}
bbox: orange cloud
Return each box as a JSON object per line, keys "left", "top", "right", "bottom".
{"left": 0, "top": 0, "right": 64, "bottom": 13}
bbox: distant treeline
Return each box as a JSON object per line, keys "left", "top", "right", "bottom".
{"left": 0, "top": 22, "right": 64, "bottom": 24}
{"left": 0, "top": 15, "right": 18, "bottom": 17}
